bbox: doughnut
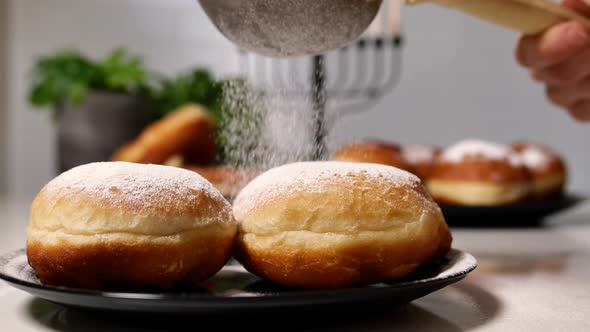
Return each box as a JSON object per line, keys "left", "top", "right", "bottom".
{"left": 511, "top": 141, "right": 567, "bottom": 199}
{"left": 233, "top": 161, "right": 452, "bottom": 289}
{"left": 401, "top": 144, "right": 442, "bottom": 181}
{"left": 426, "top": 140, "right": 532, "bottom": 206}
{"left": 112, "top": 104, "right": 217, "bottom": 166}
{"left": 184, "top": 165, "right": 259, "bottom": 200}
{"left": 332, "top": 140, "right": 413, "bottom": 172}
{"left": 27, "top": 162, "right": 237, "bottom": 290}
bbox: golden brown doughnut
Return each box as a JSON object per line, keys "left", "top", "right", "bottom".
{"left": 184, "top": 165, "right": 259, "bottom": 200}
{"left": 233, "top": 161, "right": 452, "bottom": 289}
{"left": 27, "top": 162, "right": 237, "bottom": 290}
{"left": 332, "top": 139, "right": 413, "bottom": 172}
{"left": 401, "top": 145, "right": 442, "bottom": 181}
{"left": 427, "top": 140, "right": 532, "bottom": 206}
{"left": 112, "top": 104, "right": 217, "bottom": 166}
{"left": 511, "top": 141, "right": 567, "bottom": 199}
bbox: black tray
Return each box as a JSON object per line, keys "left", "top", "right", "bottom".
{"left": 0, "top": 249, "right": 476, "bottom": 315}
{"left": 440, "top": 193, "right": 585, "bottom": 227}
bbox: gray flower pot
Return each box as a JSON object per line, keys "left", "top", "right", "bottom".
{"left": 57, "top": 91, "right": 152, "bottom": 173}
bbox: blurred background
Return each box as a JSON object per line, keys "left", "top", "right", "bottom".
{"left": 0, "top": 0, "right": 589, "bottom": 200}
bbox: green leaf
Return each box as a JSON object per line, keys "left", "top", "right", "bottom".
{"left": 27, "top": 48, "right": 153, "bottom": 111}
{"left": 67, "top": 82, "right": 89, "bottom": 105}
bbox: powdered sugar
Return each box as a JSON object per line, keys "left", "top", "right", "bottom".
{"left": 233, "top": 161, "right": 422, "bottom": 216}
{"left": 518, "top": 147, "right": 552, "bottom": 170}
{"left": 402, "top": 145, "right": 438, "bottom": 164}
{"left": 220, "top": 82, "right": 320, "bottom": 172}
{"left": 43, "top": 162, "right": 228, "bottom": 214}
{"left": 441, "top": 139, "right": 523, "bottom": 167}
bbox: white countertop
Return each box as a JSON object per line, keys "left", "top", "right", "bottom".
{"left": 1, "top": 195, "right": 589, "bottom": 331}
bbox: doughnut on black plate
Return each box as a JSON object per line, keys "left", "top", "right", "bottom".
{"left": 0, "top": 248, "right": 476, "bottom": 315}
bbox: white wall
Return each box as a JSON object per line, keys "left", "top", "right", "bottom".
{"left": 5, "top": 0, "right": 590, "bottom": 199}
{"left": 6, "top": 0, "right": 239, "bottom": 198}
{"left": 332, "top": 5, "right": 590, "bottom": 194}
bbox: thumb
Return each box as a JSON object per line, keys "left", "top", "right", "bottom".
{"left": 562, "top": 0, "right": 590, "bottom": 16}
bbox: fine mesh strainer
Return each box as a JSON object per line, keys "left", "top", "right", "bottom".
{"left": 235, "top": 0, "right": 404, "bottom": 160}
{"left": 198, "top": 0, "right": 384, "bottom": 58}
{"left": 200, "top": 0, "right": 590, "bottom": 161}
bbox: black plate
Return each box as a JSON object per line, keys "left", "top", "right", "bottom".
{"left": 440, "top": 193, "right": 586, "bottom": 227}
{"left": 0, "top": 249, "right": 476, "bottom": 314}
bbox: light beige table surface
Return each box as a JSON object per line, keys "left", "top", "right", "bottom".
{"left": 1, "top": 195, "right": 589, "bottom": 331}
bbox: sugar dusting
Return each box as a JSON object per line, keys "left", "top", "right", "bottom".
{"left": 43, "top": 162, "right": 229, "bottom": 215}
{"left": 402, "top": 145, "right": 438, "bottom": 164}
{"left": 518, "top": 147, "right": 552, "bottom": 170}
{"left": 441, "top": 139, "right": 523, "bottom": 166}
{"left": 233, "top": 161, "right": 423, "bottom": 217}
{"left": 219, "top": 72, "right": 322, "bottom": 174}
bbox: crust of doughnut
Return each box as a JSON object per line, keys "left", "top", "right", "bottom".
{"left": 511, "top": 142, "right": 567, "bottom": 198}
{"left": 185, "top": 166, "right": 259, "bottom": 199}
{"left": 235, "top": 224, "right": 452, "bottom": 289}
{"left": 27, "top": 231, "right": 234, "bottom": 290}
{"left": 233, "top": 163, "right": 452, "bottom": 288}
{"left": 332, "top": 140, "right": 412, "bottom": 171}
{"left": 426, "top": 179, "right": 532, "bottom": 206}
{"left": 26, "top": 163, "right": 237, "bottom": 290}
{"left": 532, "top": 173, "right": 567, "bottom": 199}
{"left": 401, "top": 145, "right": 441, "bottom": 181}
{"left": 411, "top": 163, "right": 435, "bottom": 181}
{"left": 112, "top": 104, "right": 216, "bottom": 165}
{"left": 429, "top": 159, "right": 531, "bottom": 184}
{"left": 28, "top": 176, "right": 235, "bottom": 236}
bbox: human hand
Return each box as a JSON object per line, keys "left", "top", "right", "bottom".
{"left": 516, "top": 0, "right": 590, "bottom": 122}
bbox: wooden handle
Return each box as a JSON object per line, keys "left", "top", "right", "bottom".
{"left": 407, "top": 0, "right": 590, "bottom": 35}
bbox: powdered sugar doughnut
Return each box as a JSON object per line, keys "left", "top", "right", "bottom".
{"left": 511, "top": 141, "right": 567, "bottom": 199}
{"left": 233, "top": 161, "right": 452, "bottom": 289}
{"left": 427, "top": 139, "right": 532, "bottom": 206}
{"left": 27, "top": 162, "right": 237, "bottom": 290}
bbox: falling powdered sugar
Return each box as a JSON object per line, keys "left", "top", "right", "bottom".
{"left": 233, "top": 161, "right": 423, "bottom": 217}
{"left": 219, "top": 70, "right": 325, "bottom": 174}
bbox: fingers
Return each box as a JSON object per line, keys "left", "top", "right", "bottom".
{"left": 515, "top": 1, "right": 590, "bottom": 122}
{"left": 516, "top": 21, "right": 589, "bottom": 69}
{"left": 534, "top": 47, "right": 590, "bottom": 83}
{"left": 570, "top": 100, "right": 590, "bottom": 121}
{"left": 546, "top": 79, "right": 590, "bottom": 107}
{"left": 562, "top": 0, "right": 590, "bottom": 16}
{"left": 546, "top": 80, "right": 590, "bottom": 121}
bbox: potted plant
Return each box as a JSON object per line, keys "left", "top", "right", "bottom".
{"left": 28, "top": 49, "right": 154, "bottom": 173}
